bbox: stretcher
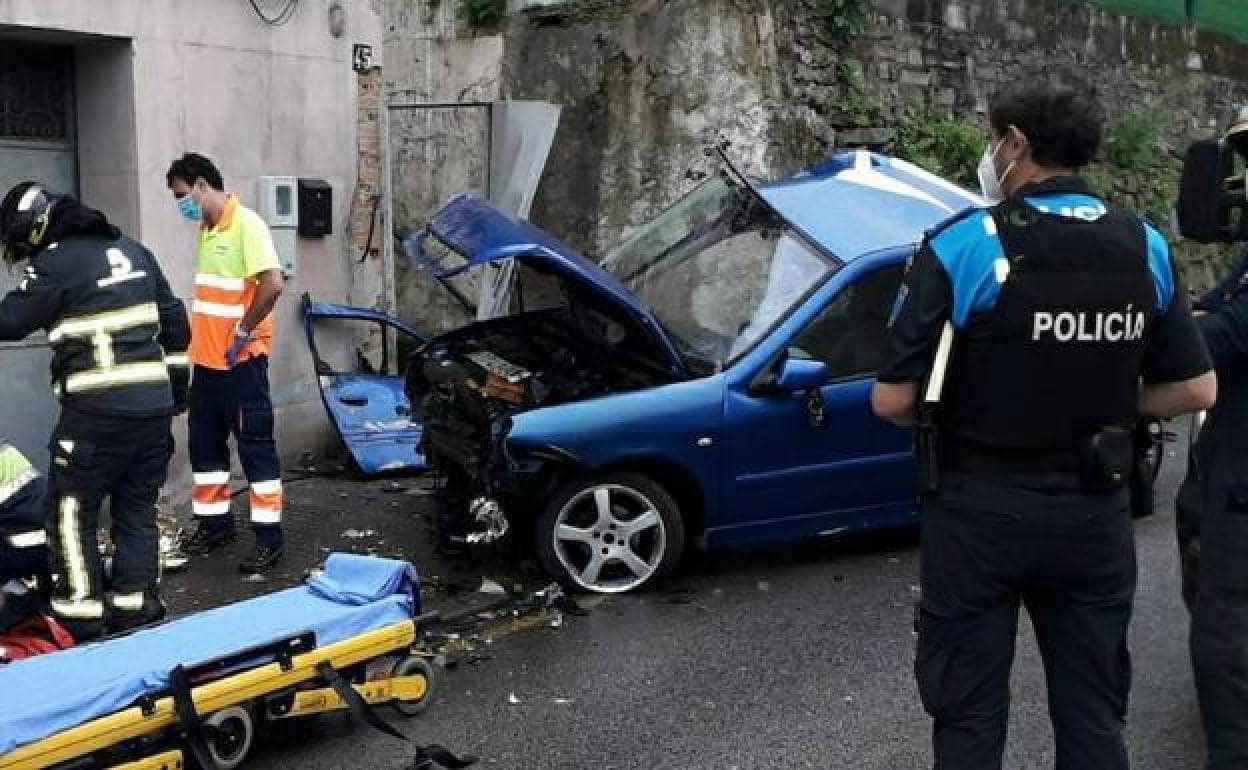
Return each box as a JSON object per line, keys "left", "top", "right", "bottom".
{"left": 0, "top": 553, "right": 474, "bottom": 770}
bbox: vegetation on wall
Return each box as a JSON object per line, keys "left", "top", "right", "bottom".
{"left": 1084, "top": 111, "right": 1177, "bottom": 229}
{"left": 809, "top": 0, "right": 870, "bottom": 43}
{"left": 894, "top": 109, "right": 987, "bottom": 188}
{"left": 458, "top": 0, "right": 506, "bottom": 27}
{"left": 830, "top": 60, "right": 882, "bottom": 128}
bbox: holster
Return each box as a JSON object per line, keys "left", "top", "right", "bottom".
{"left": 916, "top": 410, "right": 940, "bottom": 497}
{"left": 1079, "top": 425, "right": 1133, "bottom": 492}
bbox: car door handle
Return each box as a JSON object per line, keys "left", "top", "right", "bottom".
{"left": 338, "top": 395, "right": 368, "bottom": 407}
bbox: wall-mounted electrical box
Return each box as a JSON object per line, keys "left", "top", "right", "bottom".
{"left": 256, "top": 176, "right": 298, "bottom": 275}
{"left": 297, "top": 178, "right": 332, "bottom": 237}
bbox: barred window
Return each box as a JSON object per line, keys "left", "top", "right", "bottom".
{"left": 0, "top": 43, "right": 74, "bottom": 143}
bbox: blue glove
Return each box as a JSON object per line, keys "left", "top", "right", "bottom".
{"left": 226, "top": 325, "right": 251, "bottom": 368}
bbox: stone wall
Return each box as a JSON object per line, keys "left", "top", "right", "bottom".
{"left": 799, "top": 0, "right": 1248, "bottom": 288}
{"left": 383, "top": 0, "right": 1248, "bottom": 322}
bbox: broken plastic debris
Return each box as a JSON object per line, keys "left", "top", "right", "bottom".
{"left": 508, "top": 692, "right": 521, "bottom": 704}
{"left": 478, "top": 578, "right": 507, "bottom": 595}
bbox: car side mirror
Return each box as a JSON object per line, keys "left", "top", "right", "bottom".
{"left": 774, "top": 357, "right": 828, "bottom": 392}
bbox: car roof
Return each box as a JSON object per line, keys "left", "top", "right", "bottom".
{"left": 756, "top": 150, "right": 987, "bottom": 261}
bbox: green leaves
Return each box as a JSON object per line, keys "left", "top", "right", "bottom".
{"left": 894, "top": 109, "right": 987, "bottom": 188}
{"left": 458, "top": 0, "right": 506, "bottom": 28}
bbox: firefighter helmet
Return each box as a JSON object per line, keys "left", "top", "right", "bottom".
{"left": 0, "top": 182, "right": 55, "bottom": 264}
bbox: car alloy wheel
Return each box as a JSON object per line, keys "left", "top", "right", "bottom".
{"left": 539, "top": 473, "right": 684, "bottom": 594}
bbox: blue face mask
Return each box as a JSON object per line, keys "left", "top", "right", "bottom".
{"left": 177, "top": 193, "right": 202, "bottom": 222}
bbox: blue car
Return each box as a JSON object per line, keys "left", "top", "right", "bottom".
{"left": 405, "top": 151, "right": 985, "bottom": 593}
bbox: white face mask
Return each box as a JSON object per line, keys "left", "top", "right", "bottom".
{"left": 977, "top": 139, "right": 1016, "bottom": 204}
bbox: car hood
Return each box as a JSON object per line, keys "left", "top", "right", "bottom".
{"left": 405, "top": 194, "right": 688, "bottom": 376}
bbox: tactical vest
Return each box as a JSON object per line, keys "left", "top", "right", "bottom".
{"left": 940, "top": 197, "right": 1158, "bottom": 450}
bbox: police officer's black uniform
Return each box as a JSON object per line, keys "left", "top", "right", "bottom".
{"left": 0, "top": 183, "right": 189, "bottom": 639}
{"left": 1175, "top": 240, "right": 1248, "bottom": 769}
{"left": 880, "top": 177, "right": 1211, "bottom": 770}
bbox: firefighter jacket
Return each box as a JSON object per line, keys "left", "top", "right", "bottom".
{"left": 0, "top": 201, "right": 189, "bottom": 417}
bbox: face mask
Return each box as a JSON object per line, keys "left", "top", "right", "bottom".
{"left": 977, "top": 139, "right": 1017, "bottom": 204}
{"left": 177, "top": 192, "right": 202, "bottom": 222}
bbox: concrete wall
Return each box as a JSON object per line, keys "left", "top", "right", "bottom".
{"left": 0, "top": 0, "right": 384, "bottom": 498}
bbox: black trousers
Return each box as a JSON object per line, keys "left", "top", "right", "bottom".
{"left": 917, "top": 473, "right": 1136, "bottom": 770}
{"left": 1191, "top": 486, "right": 1248, "bottom": 770}
{"left": 46, "top": 407, "right": 172, "bottom": 633}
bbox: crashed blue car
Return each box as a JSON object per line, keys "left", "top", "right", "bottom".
{"left": 404, "top": 151, "right": 985, "bottom": 593}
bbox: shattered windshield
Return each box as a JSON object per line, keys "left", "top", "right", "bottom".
{"left": 599, "top": 173, "right": 836, "bottom": 371}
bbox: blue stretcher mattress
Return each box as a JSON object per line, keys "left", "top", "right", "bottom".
{"left": 0, "top": 553, "right": 418, "bottom": 754}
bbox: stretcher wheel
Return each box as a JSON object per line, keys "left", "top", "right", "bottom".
{"left": 203, "top": 705, "right": 255, "bottom": 770}
{"left": 392, "top": 655, "right": 435, "bottom": 716}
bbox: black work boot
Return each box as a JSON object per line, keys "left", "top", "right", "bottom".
{"left": 107, "top": 594, "right": 168, "bottom": 635}
{"left": 239, "top": 529, "right": 283, "bottom": 575}
{"left": 179, "top": 520, "right": 237, "bottom": 556}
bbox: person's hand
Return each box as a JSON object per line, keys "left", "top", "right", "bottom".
{"left": 226, "top": 325, "right": 251, "bottom": 368}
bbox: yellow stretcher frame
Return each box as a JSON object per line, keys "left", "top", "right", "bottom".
{"left": 0, "top": 618, "right": 424, "bottom": 770}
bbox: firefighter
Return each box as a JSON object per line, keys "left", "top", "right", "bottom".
{"left": 0, "top": 181, "right": 190, "bottom": 640}
{"left": 166, "top": 153, "right": 286, "bottom": 574}
{"left": 872, "top": 72, "right": 1215, "bottom": 769}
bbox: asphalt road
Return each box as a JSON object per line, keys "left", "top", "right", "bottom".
{"left": 227, "top": 435, "right": 1206, "bottom": 770}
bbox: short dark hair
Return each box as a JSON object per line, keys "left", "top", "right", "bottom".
{"left": 989, "top": 71, "right": 1106, "bottom": 169}
{"left": 166, "top": 152, "right": 224, "bottom": 191}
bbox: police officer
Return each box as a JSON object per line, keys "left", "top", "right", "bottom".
{"left": 1181, "top": 107, "right": 1248, "bottom": 770}
{"left": 872, "top": 72, "right": 1216, "bottom": 770}
{"left": 0, "top": 182, "right": 190, "bottom": 640}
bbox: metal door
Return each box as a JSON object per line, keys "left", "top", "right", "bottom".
{"left": 0, "top": 41, "right": 78, "bottom": 467}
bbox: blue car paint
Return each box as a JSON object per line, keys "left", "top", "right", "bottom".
{"left": 302, "top": 296, "right": 429, "bottom": 475}
{"left": 505, "top": 375, "right": 727, "bottom": 519}
{"left": 407, "top": 151, "right": 983, "bottom": 553}
{"left": 713, "top": 248, "right": 918, "bottom": 548}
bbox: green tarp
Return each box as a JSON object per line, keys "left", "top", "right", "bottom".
{"left": 1192, "top": 0, "right": 1248, "bottom": 44}
{"left": 1075, "top": 1, "right": 1247, "bottom": 43}
{"left": 1082, "top": 0, "right": 1189, "bottom": 24}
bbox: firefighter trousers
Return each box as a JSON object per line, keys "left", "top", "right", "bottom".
{"left": 916, "top": 473, "right": 1135, "bottom": 770}
{"left": 189, "top": 356, "right": 282, "bottom": 531}
{"left": 46, "top": 407, "right": 172, "bottom": 636}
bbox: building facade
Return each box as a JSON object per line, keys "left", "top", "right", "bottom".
{"left": 0, "top": 0, "right": 385, "bottom": 496}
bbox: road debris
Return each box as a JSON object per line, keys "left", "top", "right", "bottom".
{"left": 341, "top": 528, "right": 377, "bottom": 539}
{"left": 478, "top": 578, "right": 507, "bottom": 595}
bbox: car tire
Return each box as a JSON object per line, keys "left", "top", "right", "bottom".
{"left": 537, "top": 472, "right": 685, "bottom": 594}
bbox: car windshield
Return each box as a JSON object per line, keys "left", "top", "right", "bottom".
{"left": 599, "top": 173, "right": 837, "bottom": 371}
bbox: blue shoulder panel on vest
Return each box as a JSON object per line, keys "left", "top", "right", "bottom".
{"left": 1143, "top": 223, "right": 1174, "bottom": 312}
{"left": 928, "top": 208, "right": 1003, "bottom": 329}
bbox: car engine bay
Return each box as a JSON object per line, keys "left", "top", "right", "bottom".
{"left": 406, "top": 303, "right": 676, "bottom": 546}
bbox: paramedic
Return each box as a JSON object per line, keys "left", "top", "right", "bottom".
{"left": 0, "top": 182, "right": 189, "bottom": 640}
{"left": 166, "top": 153, "right": 286, "bottom": 574}
{"left": 871, "top": 72, "right": 1215, "bottom": 770}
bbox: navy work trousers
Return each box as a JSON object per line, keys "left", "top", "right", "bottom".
{"left": 916, "top": 473, "right": 1136, "bottom": 770}
{"left": 189, "top": 356, "right": 282, "bottom": 530}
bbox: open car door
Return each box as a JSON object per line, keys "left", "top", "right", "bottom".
{"left": 301, "top": 294, "right": 429, "bottom": 474}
